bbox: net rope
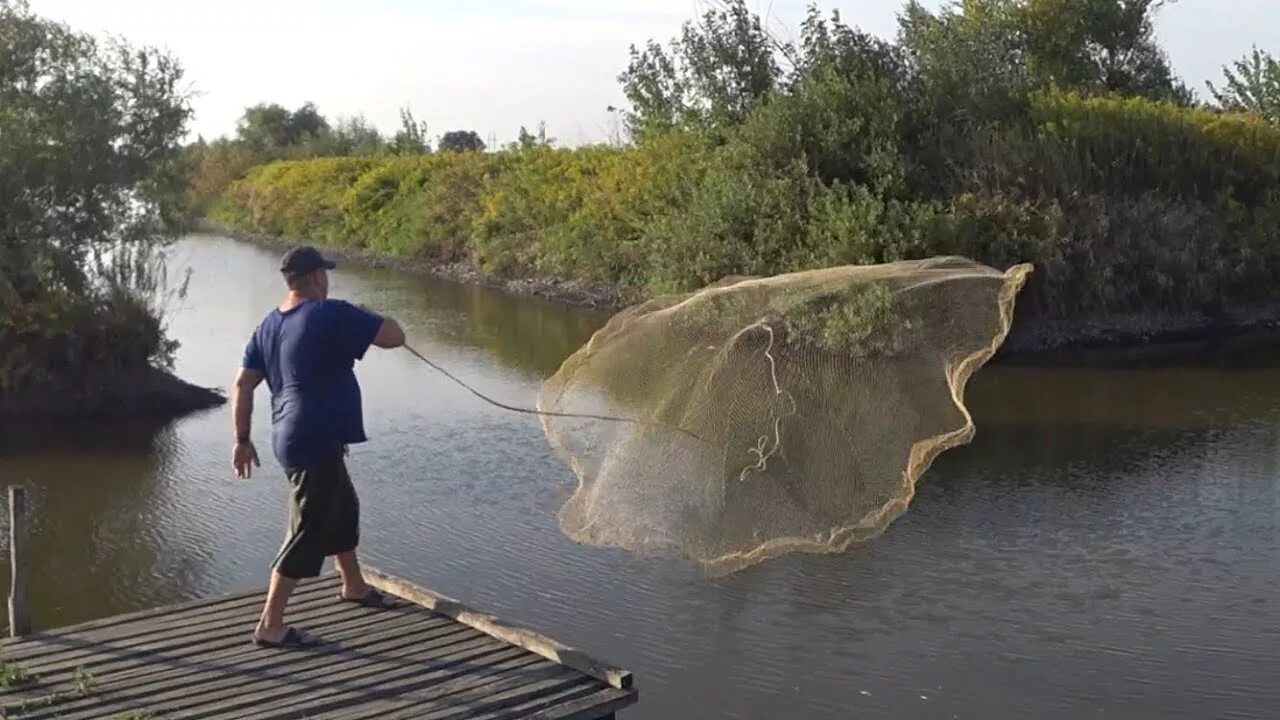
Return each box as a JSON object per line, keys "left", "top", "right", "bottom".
{"left": 402, "top": 343, "right": 708, "bottom": 442}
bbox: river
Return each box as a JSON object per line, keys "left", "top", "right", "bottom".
{"left": 4, "top": 233, "right": 1278, "bottom": 719}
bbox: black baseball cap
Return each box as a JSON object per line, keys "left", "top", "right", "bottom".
{"left": 280, "top": 245, "right": 336, "bottom": 275}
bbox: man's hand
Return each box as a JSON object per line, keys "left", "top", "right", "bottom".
{"left": 231, "top": 366, "right": 264, "bottom": 478}
{"left": 233, "top": 440, "right": 260, "bottom": 479}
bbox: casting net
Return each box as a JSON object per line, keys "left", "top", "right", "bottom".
{"left": 538, "top": 256, "right": 1032, "bottom": 575}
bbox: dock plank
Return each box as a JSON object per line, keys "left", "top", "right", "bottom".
{"left": 469, "top": 680, "right": 604, "bottom": 720}
{"left": 367, "top": 569, "right": 633, "bottom": 690}
{"left": 319, "top": 655, "right": 577, "bottom": 720}
{"left": 8, "top": 610, "right": 441, "bottom": 709}
{"left": 521, "top": 688, "right": 639, "bottom": 720}
{"left": 2, "top": 576, "right": 336, "bottom": 655}
{"left": 391, "top": 667, "right": 588, "bottom": 720}
{"left": 14, "top": 588, "right": 359, "bottom": 674}
{"left": 23, "top": 605, "right": 454, "bottom": 690}
{"left": 16, "top": 613, "right": 473, "bottom": 719}
{"left": 59, "top": 628, "right": 500, "bottom": 719}
{"left": 3, "top": 578, "right": 340, "bottom": 664}
{"left": 226, "top": 645, "right": 535, "bottom": 720}
{"left": 1, "top": 568, "right": 636, "bottom": 720}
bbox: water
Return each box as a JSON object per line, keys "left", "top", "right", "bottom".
{"left": 4, "top": 233, "right": 1279, "bottom": 719}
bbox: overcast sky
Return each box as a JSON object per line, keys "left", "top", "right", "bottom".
{"left": 25, "top": 0, "right": 1280, "bottom": 146}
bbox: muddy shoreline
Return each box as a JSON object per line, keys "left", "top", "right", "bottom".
{"left": 200, "top": 220, "right": 1280, "bottom": 367}
{"left": 0, "top": 367, "right": 225, "bottom": 425}
{"left": 199, "top": 220, "right": 643, "bottom": 311}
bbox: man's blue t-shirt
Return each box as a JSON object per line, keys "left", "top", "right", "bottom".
{"left": 241, "top": 299, "right": 384, "bottom": 470}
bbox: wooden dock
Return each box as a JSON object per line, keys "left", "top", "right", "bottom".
{"left": 0, "top": 569, "right": 637, "bottom": 719}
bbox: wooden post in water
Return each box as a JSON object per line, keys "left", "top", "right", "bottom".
{"left": 8, "top": 485, "right": 29, "bottom": 638}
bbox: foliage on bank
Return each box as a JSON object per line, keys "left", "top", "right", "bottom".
{"left": 0, "top": 0, "right": 207, "bottom": 413}
{"left": 205, "top": 0, "right": 1280, "bottom": 339}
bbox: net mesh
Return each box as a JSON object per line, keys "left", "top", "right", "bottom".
{"left": 538, "top": 256, "right": 1033, "bottom": 575}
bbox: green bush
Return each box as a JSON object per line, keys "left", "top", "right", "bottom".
{"left": 211, "top": 105, "right": 1280, "bottom": 322}
{"left": 963, "top": 91, "right": 1280, "bottom": 204}
{"left": 0, "top": 291, "right": 172, "bottom": 396}
{"left": 205, "top": 2, "right": 1280, "bottom": 335}
{"left": 216, "top": 157, "right": 378, "bottom": 242}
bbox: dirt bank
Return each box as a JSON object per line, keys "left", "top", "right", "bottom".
{"left": 200, "top": 221, "right": 1280, "bottom": 367}
{"left": 199, "top": 221, "right": 642, "bottom": 311}
{"left": 0, "top": 367, "right": 226, "bottom": 423}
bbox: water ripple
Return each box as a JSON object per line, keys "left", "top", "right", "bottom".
{"left": 4, "top": 234, "right": 1279, "bottom": 719}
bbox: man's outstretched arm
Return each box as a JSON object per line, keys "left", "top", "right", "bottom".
{"left": 232, "top": 367, "right": 265, "bottom": 478}
{"left": 372, "top": 316, "right": 405, "bottom": 349}
{"left": 348, "top": 302, "right": 404, "bottom": 352}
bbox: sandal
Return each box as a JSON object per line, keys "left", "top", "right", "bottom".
{"left": 252, "top": 626, "right": 324, "bottom": 649}
{"left": 340, "top": 587, "right": 399, "bottom": 609}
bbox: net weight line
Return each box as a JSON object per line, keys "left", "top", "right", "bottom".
{"left": 402, "top": 342, "right": 709, "bottom": 443}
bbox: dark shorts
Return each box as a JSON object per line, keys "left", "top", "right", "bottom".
{"left": 272, "top": 453, "right": 360, "bottom": 579}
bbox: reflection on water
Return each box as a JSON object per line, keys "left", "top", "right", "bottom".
{"left": 4, "top": 234, "right": 1279, "bottom": 719}
{"left": 967, "top": 362, "right": 1280, "bottom": 430}
{"left": 326, "top": 259, "right": 612, "bottom": 380}
{"left": 0, "top": 419, "right": 220, "bottom": 630}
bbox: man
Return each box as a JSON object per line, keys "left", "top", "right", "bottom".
{"left": 231, "top": 245, "right": 406, "bottom": 649}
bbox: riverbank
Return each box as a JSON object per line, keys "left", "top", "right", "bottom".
{"left": 0, "top": 367, "right": 224, "bottom": 425}
{"left": 202, "top": 220, "right": 1280, "bottom": 366}
{"left": 15, "top": 229, "right": 1280, "bottom": 720}
{"left": 198, "top": 220, "right": 642, "bottom": 310}
{"left": 998, "top": 308, "right": 1280, "bottom": 365}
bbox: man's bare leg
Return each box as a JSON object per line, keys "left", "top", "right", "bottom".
{"left": 334, "top": 550, "right": 369, "bottom": 600}
{"left": 254, "top": 570, "right": 298, "bottom": 643}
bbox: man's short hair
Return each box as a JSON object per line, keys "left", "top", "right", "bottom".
{"left": 284, "top": 272, "right": 310, "bottom": 290}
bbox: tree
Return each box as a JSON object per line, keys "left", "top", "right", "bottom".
{"left": 330, "top": 115, "right": 385, "bottom": 156}
{"left": 186, "top": 138, "right": 260, "bottom": 216}
{"left": 0, "top": 0, "right": 193, "bottom": 391}
{"left": 286, "top": 101, "right": 329, "bottom": 144}
{"left": 897, "top": 0, "right": 1187, "bottom": 125}
{"left": 618, "top": 0, "right": 782, "bottom": 138}
{"left": 516, "top": 122, "right": 555, "bottom": 149}
{"left": 236, "top": 103, "right": 294, "bottom": 150}
{"left": 779, "top": 8, "right": 912, "bottom": 193}
{"left": 1013, "top": 0, "right": 1187, "bottom": 102}
{"left": 795, "top": 7, "right": 907, "bottom": 88}
{"left": 438, "top": 130, "right": 486, "bottom": 153}
{"left": 389, "top": 106, "right": 431, "bottom": 154}
{"left": 1207, "top": 46, "right": 1280, "bottom": 126}
{"left": 236, "top": 101, "right": 330, "bottom": 151}
{"left": 298, "top": 114, "right": 384, "bottom": 157}
{"left": 0, "top": 0, "right": 191, "bottom": 302}
{"left": 897, "top": 0, "right": 1029, "bottom": 122}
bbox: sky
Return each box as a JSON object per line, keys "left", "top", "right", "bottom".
{"left": 24, "top": 0, "right": 1280, "bottom": 147}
